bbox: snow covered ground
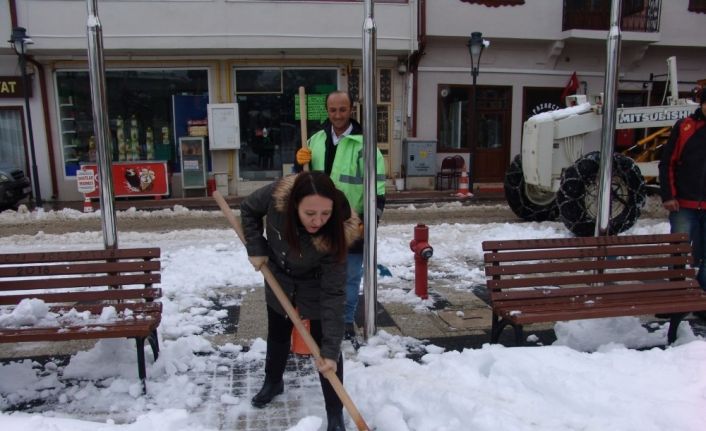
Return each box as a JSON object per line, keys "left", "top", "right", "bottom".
{"left": 0, "top": 205, "right": 704, "bottom": 431}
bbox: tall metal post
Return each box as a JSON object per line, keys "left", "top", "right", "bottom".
{"left": 595, "top": 0, "right": 622, "bottom": 237}
{"left": 86, "top": 0, "right": 118, "bottom": 248}
{"left": 362, "top": 0, "right": 378, "bottom": 340}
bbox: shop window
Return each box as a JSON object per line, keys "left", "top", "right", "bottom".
{"left": 0, "top": 108, "right": 27, "bottom": 171}
{"left": 438, "top": 84, "right": 511, "bottom": 152}
{"left": 234, "top": 67, "right": 337, "bottom": 181}
{"left": 438, "top": 86, "right": 470, "bottom": 150}
{"left": 56, "top": 69, "right": 209, "bottom": 177}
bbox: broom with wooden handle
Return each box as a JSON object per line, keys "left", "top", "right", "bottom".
{"left": 212, "top": 191, "right": 370, "bottom": 431}
{"left": 298, "top": 86, "right": 310, "bottom": 172}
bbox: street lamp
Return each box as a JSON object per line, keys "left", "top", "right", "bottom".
{"left": 9, "top": 27, "right": 42, "bottom": 208}
{"left": 467, "top": 31, "right": 486, "bottom": 192}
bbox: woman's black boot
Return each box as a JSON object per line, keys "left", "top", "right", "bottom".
{"left": 251, "top": 340, "right": 289, "bottom": 408}
{"left": 251, "top": 379, "right": 284, "bottom": 408}
{"left": 326, "top": 411, "right": 346, "bottom": 431}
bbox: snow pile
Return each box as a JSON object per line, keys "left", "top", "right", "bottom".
{"left": 0, "top": 211, "right": 703, "bottom": 431}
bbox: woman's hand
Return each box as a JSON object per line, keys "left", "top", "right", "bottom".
{"left": 316, "top": 357, "right": 337, "bottom": 375}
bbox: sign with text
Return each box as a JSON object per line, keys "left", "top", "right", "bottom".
{"left": 0, "top": 76, "right": 30, "bottom": 98}
{"left": 81, "top": 162, "right": 169, "bottom": 198}
{"left": 75, "top": 169, "right": 96, "bottom": 194}
{"left": 179, "top": 137, "right": 207, "bottom": 189}
{"left": 294, "top": 94, "right": 328, "bottom": 122}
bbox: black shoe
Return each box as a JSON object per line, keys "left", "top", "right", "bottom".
{"left": 344, "top": 323, "right": 356, "bottom": 340}
{"left": 326, "top": 411, "right": 346, "bottom": 431}
{"left": 251, "top": 380, "right": 284, "bottom": 408}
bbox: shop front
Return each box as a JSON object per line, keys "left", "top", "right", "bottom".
{"left": 55, "top": 68, "right": 210, "bottom": 197}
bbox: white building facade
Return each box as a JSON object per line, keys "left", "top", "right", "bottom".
{"left": 1, "top": 0, "right": 704, "bottom": 202}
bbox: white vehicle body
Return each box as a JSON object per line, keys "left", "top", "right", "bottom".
{"left": 521, "top": 57, "right": 697, "bottom": 192}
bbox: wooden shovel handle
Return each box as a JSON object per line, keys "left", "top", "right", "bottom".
{"left": 212, "top": 191, "right": 369, "bottom": 431}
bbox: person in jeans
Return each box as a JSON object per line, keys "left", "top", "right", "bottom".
{"left": 296, "top": 91, "right": 386, "bottom": 339}
{"left": 240, "top": 172, "right": 361, "bottom": 430}
{"left": 659, "top": 87, "right": 706, "bottom": 318}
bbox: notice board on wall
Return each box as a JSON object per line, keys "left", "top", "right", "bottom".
{"left": 207, "top": 103, "right": 241, "bottom": 150}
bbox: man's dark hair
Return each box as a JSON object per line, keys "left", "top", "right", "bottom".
{"left": 284, "top": 172, "right": 349, "bottom": 262}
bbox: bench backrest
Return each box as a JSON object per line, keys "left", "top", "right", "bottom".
{"left": 482, "top": 233, "right": 698, "bottom": 302}
{"left": 0, "top": 248, "right": 161, "bottom": 306}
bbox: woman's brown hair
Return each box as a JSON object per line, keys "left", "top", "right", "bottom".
{"left": 283, "top": 172, "right": 349, "bottom": 262}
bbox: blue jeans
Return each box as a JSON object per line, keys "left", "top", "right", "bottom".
{"left": 344, "top": 253, "right": 364, "bottom": 324}
{"left": 670, "top": 208, "right": 706, "bottom": 290}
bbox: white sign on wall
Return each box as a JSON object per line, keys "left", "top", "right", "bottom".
{"left": 207, "top": 103, "right": 241, "bottom": 150}
{"left": 76, "top": 169, "right": 96, "bottom": 194}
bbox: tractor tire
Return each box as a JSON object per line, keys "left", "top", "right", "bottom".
{"left": 504, "top": 154, "right": 559, "bottom": 222}
{"left": 557, "top": 151, "right": 646, "bottom": 237}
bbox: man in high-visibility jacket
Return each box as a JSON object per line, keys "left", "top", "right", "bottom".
{"left": 296, "top": 91, "right": 386, "bottom": 340}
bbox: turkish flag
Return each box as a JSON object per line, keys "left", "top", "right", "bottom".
{"left": 561, "top": 72, "right": 580, "bottom": 106}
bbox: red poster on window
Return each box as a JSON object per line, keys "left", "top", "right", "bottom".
{"left": 81, "top": 161, "right": 169, "bottom": 198}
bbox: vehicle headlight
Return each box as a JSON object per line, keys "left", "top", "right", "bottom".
{"left": 0, "top": 174, "right": 10, "bottom": 183}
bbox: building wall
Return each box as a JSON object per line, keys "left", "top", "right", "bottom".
{"left": 18, "top": 0, "right": 416, "bottom": 53}
{"left": 4, "top": 0, "right": 417, "bottom": 202}
{"left": 415, "top": 0, "right": 706, "bottom": 174}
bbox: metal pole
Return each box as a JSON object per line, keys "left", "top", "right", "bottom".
{"left": 362, "top": 0, "right": 378, "bottom": 340}
{"left": 18, "top": 45, "right": 42, "bottom": 209}
{"left": 595, "top": 0, "right": 622, "bottom": 237}
{"left": 86, "top": 0, "right": 118, "bottom": 248}
{"left": 470, "top": 72, "right": 477, "bottom": 191}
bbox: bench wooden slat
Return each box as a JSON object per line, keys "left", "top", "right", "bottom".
{"left": 484, "top": 255, "right": 692, "bottom": 276}
{"left": 49, "top": 301, "right": 163, "bottom": 315}
{"left": 495, "top": 288, "right": 705, "bottom": 312}
{"left": 482, "top": 233, "right": 689, "bottom": 251}
{"left": 487, "top": 268, "right": 695, "bottom": 290}
{"left": 0, "top": 273, "right": 160, "bottom": 291}
{"left": 494, "top": 284, "right": 701, "bottom": 306}
{"left": 497, "top": 300, "right": 706, "bottom": 325}
{"left": 0, "top": 248, "right": 160, "bottom": 264}
{"left": 491, "top": 279, "right": 697, "bottom": 301}
{"left": 0, "top": 319, "right": 160, "bottom": 342}
{"left": 0, "top": 261, "right": 161, "bottom": 278}
{"left": 0, "top": 287, "right": 162, "bottom": 306}
{"left": 484, "top": 243, "right": 692, "bottom": 263}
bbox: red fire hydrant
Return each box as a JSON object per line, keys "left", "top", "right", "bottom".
{"left": 409, "top": 224, "right": 433, "bottom": 299}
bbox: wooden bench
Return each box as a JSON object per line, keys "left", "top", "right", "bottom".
{"left": 482, "top": 233, "right": 706, "bottom": 346}
{"left": 0, "top": 248, "right": 162, "bottom": 393}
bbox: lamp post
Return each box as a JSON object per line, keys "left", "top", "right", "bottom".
{"left": 467, "top": 31, "right": 486, "bottom": 192}
{"left": 9, "top": 27, "right": 42, "bottom": 208}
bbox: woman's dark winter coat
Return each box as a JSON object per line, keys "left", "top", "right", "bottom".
{"left": 240, "top": 175, "right": 361, "bottom": 360}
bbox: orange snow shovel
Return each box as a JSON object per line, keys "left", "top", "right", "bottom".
{"left": 212, "top": 191, "right": 370, "bottom": 431}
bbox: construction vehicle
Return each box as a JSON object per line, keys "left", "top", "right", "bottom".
{"left": 504, "top": 57, "right": 699, "bottom": 236}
